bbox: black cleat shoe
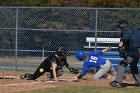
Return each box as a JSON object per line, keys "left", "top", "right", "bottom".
{"left": 109, "top": 81, "right": 127, "bottom": 88}
{"left": 109, "top": 81, "right": 116, "bottom": 87}
{"left": 20, "top": 75, "right": 26, "bottom": 79}
{"left": 20, "top": 73, "right": 33, "bottom": 80}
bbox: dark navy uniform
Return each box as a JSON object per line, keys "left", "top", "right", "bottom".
{"left": 110, "top": 20, "right": 140, "bottom": 88}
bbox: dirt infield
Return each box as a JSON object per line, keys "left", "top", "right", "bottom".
{"left": 0, "top": 70, "right": 134, "bottom": 93}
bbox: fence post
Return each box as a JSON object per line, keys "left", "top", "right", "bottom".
{"left": 95, "top": 8, "right": 98, "bottom": 51}
{"left": 42, "top": 45, "right": 45, "bottom": 61}
{"left": 15, "top": 8, "right": 19, "bottom": 70}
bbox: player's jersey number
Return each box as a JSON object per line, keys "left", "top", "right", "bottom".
{"left": 89, "top": 56, "right": 98, "bottom": 63}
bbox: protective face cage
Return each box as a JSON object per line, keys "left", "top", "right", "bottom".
{"left": 55, "top": 47, "right": 67, "bottom": 59}
{"left": 57, "top": 47, "right": 67, "bottom": 53}
{"left": 55, "top": 51, "right": 66, "bottom": 60}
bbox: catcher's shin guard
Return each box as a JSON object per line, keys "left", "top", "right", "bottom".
{"left": 57, "top": 69, "right": 64, "bottom": 77}
{"left": 46, "top": 69, "right": 64, "bottom": 80}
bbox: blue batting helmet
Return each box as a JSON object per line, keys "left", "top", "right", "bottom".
{"left": 76, "top": 51, "right": 85, "bottom": 61}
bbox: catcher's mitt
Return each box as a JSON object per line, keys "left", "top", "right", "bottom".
{"left": 69, "top": 68, "right": 79, "bottom": 74}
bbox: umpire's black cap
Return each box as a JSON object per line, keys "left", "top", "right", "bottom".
{"left": 117, "top": 19, "right": 128, "bottom": 27}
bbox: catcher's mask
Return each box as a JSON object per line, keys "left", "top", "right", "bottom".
{"left": 55, "top": 47, "right": 67, "bottom": 60}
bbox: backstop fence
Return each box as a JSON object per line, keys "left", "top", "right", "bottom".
{"left": 0, "top": 7, "right": 140, "bottom": 71}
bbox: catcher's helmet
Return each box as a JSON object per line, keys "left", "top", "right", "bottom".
{"left": 55, "top": 47, "right": 67, "bottom": 60}
{"left": 57, "top": 47, "right": 67, "bottom": 53}
{"left": 76, "top": 51, "right": 85, "bottom": 61}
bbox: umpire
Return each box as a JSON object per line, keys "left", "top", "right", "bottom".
{"left": 109, "top": 19, "right": 140, "bottom": 88}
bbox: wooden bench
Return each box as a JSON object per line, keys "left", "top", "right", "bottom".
{"left": 84, "top": 37, "right": 120, "bottom": 49}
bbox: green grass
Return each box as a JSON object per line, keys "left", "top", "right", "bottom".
{"left": 16, "top": 86, "right": 140, "bottom": 93}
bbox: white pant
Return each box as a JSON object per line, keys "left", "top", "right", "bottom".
{"left": 94, "top": 60, "right": 116, "bottom": 81}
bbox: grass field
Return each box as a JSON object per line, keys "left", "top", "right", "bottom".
{"left": 16, "top": 86, "right": 140, "bottom": 93}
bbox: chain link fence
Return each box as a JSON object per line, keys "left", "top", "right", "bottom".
{"left": 0, "top": 7, "right": 140, "bottom": 71}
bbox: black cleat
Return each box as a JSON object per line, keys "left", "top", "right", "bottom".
{"left": 109, "top": 81, "right": 127, "bottom": 88}
{"left": 20, "top": 75, "right": 25, "bottom": 79}
{"left": 20, "top": 73, "right": 33, "bottom": 80}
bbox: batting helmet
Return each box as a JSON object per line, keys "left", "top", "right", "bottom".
{"left": 76, "top": 51, "right": 85, "bottom": 61}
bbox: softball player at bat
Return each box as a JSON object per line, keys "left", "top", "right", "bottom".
{"left": 76, "top": 46, "right": 116, "bottom": 80}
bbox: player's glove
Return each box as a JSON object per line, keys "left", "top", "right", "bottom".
{"left": 118, "top": 46, "right": 127, "bottom": 58}
{"left": 69, "top": 68, "right": 79, "bottom": 74}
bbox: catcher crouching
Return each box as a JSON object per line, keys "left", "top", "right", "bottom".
{"left": 20, "top": 47, "right": 79, "bottom": 82}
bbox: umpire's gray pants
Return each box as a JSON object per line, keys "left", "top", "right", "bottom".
{"left": 115, "top": 48, "right": 140, "bottom": 84}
